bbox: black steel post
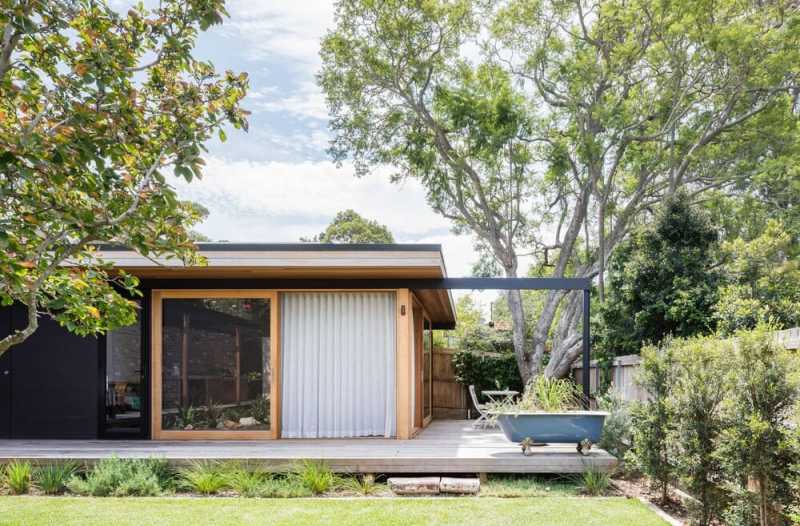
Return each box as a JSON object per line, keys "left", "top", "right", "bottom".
{"left": 582, "top": 288, "right": 591, "bottom": 408}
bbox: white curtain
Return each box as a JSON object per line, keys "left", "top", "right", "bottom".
{"left": 281, "top": 292, "right": 396, "bottom": 438}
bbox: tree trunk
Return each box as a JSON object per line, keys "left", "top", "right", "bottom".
{"left": 505, "top": 288, "right": 531, "bottom": 385}
{"left": 0, "top": 293, "right": 39, "bottom": 357}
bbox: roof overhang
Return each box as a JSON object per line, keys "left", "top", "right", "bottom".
{"left": 95, "top": 243, "right": 457, "bottom": 329}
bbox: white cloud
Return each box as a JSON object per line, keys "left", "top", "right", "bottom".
{"left": 174, "top": 156, "right": 451, "bottom": 240}
{"left": 251, "top": 80, "right": 328, "bottom": 121}
{"left": 223, "top": 0, "right": 335, "bottom": 66}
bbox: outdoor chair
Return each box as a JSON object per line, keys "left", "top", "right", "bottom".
{"left": 469, "top": 385, "right": 491, "bottom": 429}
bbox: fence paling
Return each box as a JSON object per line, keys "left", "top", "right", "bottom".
{"left": 432, "top": 347, "right": 469, "bottom": 419}
{"left": 571, "top": 327, "right": 800, "bottom": 403}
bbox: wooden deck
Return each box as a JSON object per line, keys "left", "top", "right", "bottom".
{"left": 0, "top": 420, "right": 616, "bottom": 474}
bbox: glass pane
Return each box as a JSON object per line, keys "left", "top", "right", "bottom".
{"left": 423, "top": 319, "right": 432, "bottom": 420}
{"left": 161, "top": 298, "right": 271, "bottom": 432}
{"left": 105, "top": 304, "right": 143, "bottom": 435}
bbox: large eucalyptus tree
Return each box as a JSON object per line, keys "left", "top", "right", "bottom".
{"left": 320, "top": 0, "right": 800, "bottom": 383}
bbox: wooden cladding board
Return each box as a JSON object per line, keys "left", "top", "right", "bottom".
{"left": 395, "top": 289, "right": 414, "bottom": 439}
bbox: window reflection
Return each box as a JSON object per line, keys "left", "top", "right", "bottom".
{"left": 161, "top": 298, "right": 271, "bottom": 431}
{"left": 105, "top": 305, "right": 143, "bottom": 435}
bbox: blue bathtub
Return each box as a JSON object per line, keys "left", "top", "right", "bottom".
{"left": 491, "top": 411, "right": 609, "bottom": 444}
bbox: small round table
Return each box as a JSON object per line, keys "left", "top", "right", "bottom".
{"left": 481, "top": 389, "right": 519, "bottom": 407}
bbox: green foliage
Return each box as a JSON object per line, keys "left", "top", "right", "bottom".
{"left": 340, "top": 474, "right": 382, "bottom": 496}
{"left": 225, "top": 466, "right": 270, "bottom": 497}
{"left": 178, "top": 462, "right": 228, "bottom": 495}
{"left": 596, "top": 194, "right": 720, "bottom": 357}
{"left": 452, "top": 325, "right": 523, "bottom": 399}
{"left": 4, "top": 461, "right": 32, "bottom": 495}
{"left": 253, "top": 477, "right": 312, "bottom": 498}
{"left": 67, "top": 457, "right": 170, "bottom": 497}
{"left": 627, "top": 342, "right": 675, "bottom": 504}
{"left": 175, "top": 405, "right": 201, "bottom": 430}
{"left": 451, "top": 295, "right": 486, "bottom": 345}
{"left": 290, "top": 461, "right": 339, "bottom": 495}
{"left": 320, "top": 0, "right": 800, "bottom": 383}
{"left": 597, "top": 391, "right": 632, "bottom": 460}
{"left": 714, "top": 221, "right": 800, "bottom": 335}
{"left": 34, "top": 462, "right": 78, "bottom": 495}
{"left": 204, "top": 400, "right": 224, "bottom": 430}
{"left": 505, "top": 376, "right": 582, "bottom": 412}
{"left": 0, "top": 0, "right": 248, "bottom": 355}
{"left": 302, "top": 209, "right": 394, "bottom": 244}
{"left": 716, "top": 327, "right": 800, "bottom": 525}
{"left": 669, "top": 337, "right": 728, "bottom": 525}
{"left": 581, "top": 467, "right": 611, "bottom": 496}
{"left": 250, "top": 397, "right": 269, "bottom": 425}
{"left": 629, "top": 330, "right": 800, "bottom": 525}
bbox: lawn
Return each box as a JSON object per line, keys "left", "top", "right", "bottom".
{"left": 0, "top": 496, "right": 666, "bottom": 526}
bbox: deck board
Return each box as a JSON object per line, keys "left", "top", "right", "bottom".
{"left": 0, "top": 420, "right": 616, "bottom": 474}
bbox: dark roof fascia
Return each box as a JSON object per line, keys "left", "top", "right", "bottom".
{"left": 138, "top": 277, "right": 591, "bottom": 291}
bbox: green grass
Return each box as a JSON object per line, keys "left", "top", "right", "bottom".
{"left": 480, "top": 474, "right": 581, "bottom": 497}
{"left": 0, "top": 496, "right": 667, "bottom": 526}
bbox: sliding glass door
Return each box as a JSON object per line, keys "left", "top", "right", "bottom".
{"left": 152, "top": 291, "right": 277, "bottom": 439}
{"left": 104, "top": 301, "right": 144, "bottom": 438}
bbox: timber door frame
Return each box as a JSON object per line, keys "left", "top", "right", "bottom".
{"left": 150, "top": 290, "right": 279, "bottom": 440}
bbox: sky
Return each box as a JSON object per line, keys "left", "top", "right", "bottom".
{"left": 113, "top": 0, "right": 488, "bottom": 302}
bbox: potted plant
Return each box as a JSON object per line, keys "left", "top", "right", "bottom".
{"left": 488, "top": 376, "right": 608, "bottom": 455}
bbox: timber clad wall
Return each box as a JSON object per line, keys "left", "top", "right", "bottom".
{"left": 432, "top": 347, "right": 468, "bottom": 419}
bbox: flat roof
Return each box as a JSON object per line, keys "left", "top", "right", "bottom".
{"left": 93, "top": 243, "right": 456, "bottom": 329}
{"left": 96, "top": 243, "right": 444, "bottom": 252}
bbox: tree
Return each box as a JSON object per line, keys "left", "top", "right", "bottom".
{"left": 320, "top": 0, "right": 800, "bottom": 382}
{"left": 717, "top": 327, "right": 800, "bottom": 526}
{"left": 669, "top": 337, "right": 728, "bottom": 525}
{"left": 302, "top": 209, "right": 394, "bottom": 243}
{"left": 596, "top": 193, "right": 720, "bottom": 356}
{"left": 714, "top": 220, "right": 800, "bottom": 335}
{"left": 0, "top": 1, "right": 249, "bottom": 355}
{"left": 185, "top": 202, "right": 212, "bottom": 242}
{"left": 628, "top": 340, "right": 676, "bottom": 505}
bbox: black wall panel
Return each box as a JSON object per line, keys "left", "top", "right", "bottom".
{"left": 10, "top": 306, "right": 99, "bottom": 438}
{"left": 0, "top": 307, "right": 11, "bottom": 438}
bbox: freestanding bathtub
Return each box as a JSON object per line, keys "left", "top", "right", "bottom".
{"left": 491, "top": 411, "right": 609, "bottom": 444}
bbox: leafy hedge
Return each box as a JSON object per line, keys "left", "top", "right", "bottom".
{"left": 452, "top": 327, "right": 523, "bottom": 402}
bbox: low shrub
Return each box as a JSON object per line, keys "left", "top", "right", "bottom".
{"left": 179, "top": 461, "right": 228, "bottom": 495}
{"left": 67, "top": 457, "right": 167, "bottom": 497}
{"left": 4, "top": 460, "right": 32, "bottom": 494}
{"left": 290, "top": 460, "right": 339, "bottom": 495}
{"left": 340, "top": 474, "right": 382, "bottom": 496}
{"left": 581, "top": 466, "right": 611, "bottom": 496}
{"left": 253, "top": 477, "right": 311, "bottom": 498}
{"left": 225, "top": 466, "right": 270, "bottom": 497}
{"left": 34, "top": 462, "right": 78, "bottom": 495}
{"left": 597, "top": 390, "right": 632, "bottom": 461}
